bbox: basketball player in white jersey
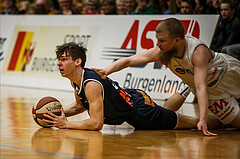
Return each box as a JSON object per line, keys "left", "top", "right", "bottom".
{"left": 97, "top": 18, "right": 240, "bottom": 136}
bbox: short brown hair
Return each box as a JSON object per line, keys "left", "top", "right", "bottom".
{"left": 155, "top": 18, "right": 185, "bottom": 39}
{"left": 56, "top": 42, "right": 87, "bottom": 68}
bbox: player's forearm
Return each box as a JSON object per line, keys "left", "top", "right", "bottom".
{"left": 64, "top": 102, "right": 86, "bottom": 117}
{"left": 163, "top": 93, "right": 186, "bottom": 111}
{"left": 196, "top": 89, "right": 208, "bottom": 122}
{"left": 104, "top": 57, "right": 131, "bottom": 75}
{"left": 65, "top": 118, "right": 103, "bottom": 130}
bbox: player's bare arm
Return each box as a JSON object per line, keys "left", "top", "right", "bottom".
{"left": 192, "top": 45, "right": 217, "bottom": 136}
{"left": 43, "top": 81, "right": 104, "bottom": 130}
{"left": 163, "top": 92, "right": 186, "bottom": 111}
{"left": 103, "top": 46, "right": 161, "bottom": 76}
{"left": 63, "top": 81, "right": 104, "bottom": 130}
{"left": 63, "top": 91, "right": 87, "bottom": 117}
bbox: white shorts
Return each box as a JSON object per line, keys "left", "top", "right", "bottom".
{"left": 208, "top": 97, "right": 240, "bottom": 125}
{"left": 207, "top": 54, "right": 240, "bottom": 100}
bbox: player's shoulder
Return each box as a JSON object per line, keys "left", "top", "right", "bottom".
{"left": 83, "top": 68, "right": 106, "bottom": 84}
{"left": 84, "top": 68, "right": 104, "bottom": 78}
{"left": 83, "top": 69, "right": 104, "bottom": 92}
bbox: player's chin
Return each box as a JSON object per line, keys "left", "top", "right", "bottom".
{"left": 59, "top": 73, "right": 66, "bottom": 77}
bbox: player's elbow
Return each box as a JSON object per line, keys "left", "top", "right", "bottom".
{"left": 92, "top": 121, "right": 103, "bottom": 130}
{"left": 95, "top": 125, "right": 103, "bottom": 131}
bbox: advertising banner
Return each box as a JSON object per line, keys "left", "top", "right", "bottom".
{"left": 0, "top": 15, "right": 219, "bottom": 102}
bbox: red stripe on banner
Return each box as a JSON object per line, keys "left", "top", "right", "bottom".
{"left": 182, "top": 20, "right": 191, "bottom": 35}
{"left": 8, "top": 32, "right": 26, "bottom": 70}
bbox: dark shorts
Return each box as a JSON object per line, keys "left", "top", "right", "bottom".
{"left": 125, "top": 89, "right": 178, "bottom": 130}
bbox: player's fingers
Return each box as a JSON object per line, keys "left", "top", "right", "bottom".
{"left": 46, "top": 111, "right": 58, "bottom": 118}
{"left": 197, "top": 124, "right": 202, "bottom": 131}
{"left": 203, "top": 129, "right": 218, "bottom": 136}
{"left": 42, "top": 118, "right": 54, "bottom": 123}
{"left": 60, "top": 107, "right": 65, "bottom": 117}
{"left": 61, "top": 107, "right": 64, "bottom": 113}
{"left": 206, "top": 131, "right": 218, "bottom": 136}
{"left": 203, "top": 130, "right": 210, "bottom": 136}
{"left": 92, "top": 68, "right": 104, "bottom": 74}
{"left": 92, "top": 68, "right": 101, "bottom": 71}
{"left": 43, "top": 113, "right": 55, "bottom": 120}
{"left": 91, "top": 68, "right": 107, "bottom": 78}
{"left": 45, "top": 124, "right": 55, "bottom": 127}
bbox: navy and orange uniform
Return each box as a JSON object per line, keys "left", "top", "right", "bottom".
{"left": 73, "top": 68, "right": 177, "bottom": 130}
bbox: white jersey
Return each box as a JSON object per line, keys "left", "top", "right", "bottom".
{"left": 168, "top": 36, "right": 240, "bottom": 100}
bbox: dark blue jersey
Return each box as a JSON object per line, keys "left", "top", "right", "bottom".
{"left": 73, "top": 68, "right": 133, "bottom": 125}
{"left": 73, "top": 68, "right": 177, "bottom": 130}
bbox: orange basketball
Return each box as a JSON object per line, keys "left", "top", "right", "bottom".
{"left": 32, "top": 96, "right": 62, "bottom": 128}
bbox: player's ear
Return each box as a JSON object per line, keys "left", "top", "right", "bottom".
{"left": 176, "top": 37, "right": 180, "bottom": 43}
{"left": 75, "top": 58, "right": 82, "bottom": 66}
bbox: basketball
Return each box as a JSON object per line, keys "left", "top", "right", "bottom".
{"left": 32, "top": 96, "right": 62, "bottom": 128}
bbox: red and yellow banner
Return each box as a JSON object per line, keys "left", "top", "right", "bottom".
{"left": 8, "top": 31, "right": 34, "bottom": 71}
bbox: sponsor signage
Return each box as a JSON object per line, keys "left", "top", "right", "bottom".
{"left": 0, "top": 15, "right": 219, "bottom": 101}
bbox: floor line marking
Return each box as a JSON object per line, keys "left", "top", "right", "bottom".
{"left": 0, "top": 144, "right": 83, "bottom": 159}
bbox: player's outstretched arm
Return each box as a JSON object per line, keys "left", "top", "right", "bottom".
{"left": 98, "top": 46, "right": 161, "bottom": 77}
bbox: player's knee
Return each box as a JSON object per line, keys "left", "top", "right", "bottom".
{"left": 230, "top": 114, "right": 240, "bottom": 128}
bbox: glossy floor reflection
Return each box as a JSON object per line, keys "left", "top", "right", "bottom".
{"left": 0, "top": 86, "right": 239, "bottom": 159}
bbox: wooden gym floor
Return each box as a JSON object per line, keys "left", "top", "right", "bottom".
{"left": 0, "top": 85, "right": 239, "bottom": 159}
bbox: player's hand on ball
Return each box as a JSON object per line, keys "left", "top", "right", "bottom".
{"left": 43, "top": 108, "right": 68, "bottom": 129}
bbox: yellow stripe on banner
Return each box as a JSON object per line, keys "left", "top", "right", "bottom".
{"left": 15, "top": 32, "right": 34, "bottom": 71}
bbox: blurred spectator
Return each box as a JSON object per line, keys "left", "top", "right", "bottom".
{"left": 18, "top": 0, "right": 34, "bottom": 14}
{"left": 57, "top": 0, "right": 81, "bottom": 14}
{"left": 175, "top": 0, "right": 182, "bottom": 13}
{"left": 132, "top": 0, "right": 158, "bottom": 14}
{"left": 208, "top": 0, "right": 224, "bottom": 48}
{"left": 212, "top": 0, "right": 221, "bottom": 12}
{"left": 157, "top": 0, "right": 172, "bottom": 14}
{"left": 235, "top": 0, "right": 240, "bottom": 18}
{"left": 83, "top": 0, "right": 100, "bottom": 14}
{"left": 211, "top": 0, "right": 240, "bottom": 58}
{"left": 100, "top": 0, "right": 117, "bottom": 14}
{"left": 205, "top": 0, "right": 221, "bottom": 14}
{"left": 125, "top": 0, "right": 138, "bottom": 14}
{"left": 2, "top": 0, "right": 19, "bottom": 14}
{"left": 34, "top": 0, "right": 54, "bottom": 14}
{"left": 116, "top": 0, "right": 126, "bottom": 14}
{"left": 194, "top": 0, "right": 209, "bottom": 14}
{"left": 180, "top": 0, "right": 196, "bottom": 14}
{"left": 210, "top": 16, "right": 224, "bottom": 50}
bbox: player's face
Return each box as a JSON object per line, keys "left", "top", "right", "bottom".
{"left": 57, "top": 52, "right": 77, "bottom": 78}
{"left": 156, "top": 31, "right": 177, "bottom": 54}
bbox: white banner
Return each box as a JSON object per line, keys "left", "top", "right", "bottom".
{"left": 0, "top": 15, "right": 219, "bottom": 102}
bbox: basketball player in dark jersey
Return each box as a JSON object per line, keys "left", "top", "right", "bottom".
{"left": 43, "top": 42, "right": 222, "bottom": 130}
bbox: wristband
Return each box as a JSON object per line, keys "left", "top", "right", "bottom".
{"left": 178, "top": 84, "right": 191, "bottom": 98}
